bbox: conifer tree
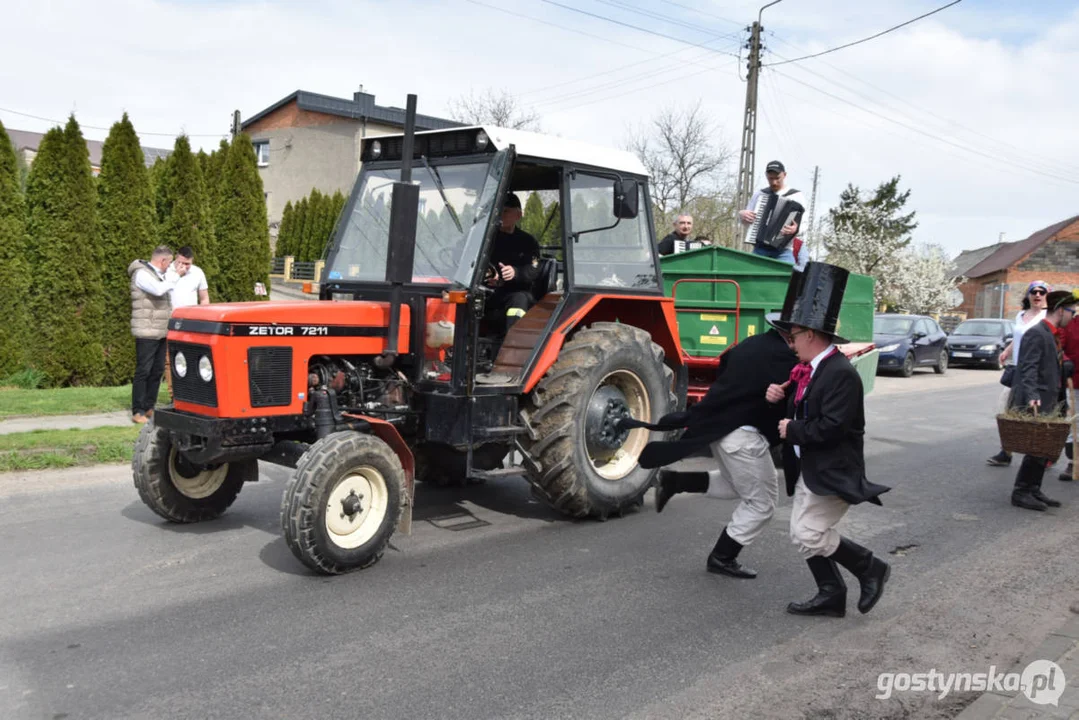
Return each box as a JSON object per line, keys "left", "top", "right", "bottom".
{"left": 158, "top": 135, "right": 218, "bottom": 296}
{"left": 291, "top": 197, "right": 309, "bottom": 260}
{"left": 0, "top": 121, "right": 32, "bottom": 378}
{"left": 97, "top": 114, "right": 157, "bottom": 384}
{"left": 213, "top": 133, "right": 269, "bottom": 302}
{"left": 276, "top": 200, "right": 294, "bottom": 257}
{"left": 24, "top": 118, "right": 105, "bottom": 386}
{"left": 300, "top": 189, "right": 324, "bottom": 261}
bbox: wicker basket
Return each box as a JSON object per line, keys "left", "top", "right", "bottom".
{"left": 996, "top": 414, "right": 1072, "bottom": 460}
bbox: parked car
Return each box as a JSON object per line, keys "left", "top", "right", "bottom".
{"left": 874, "top": 314, "right": 949, "bottom": 377}
{"left": 945, "top": 318, "right": 1013, "bottom": 369}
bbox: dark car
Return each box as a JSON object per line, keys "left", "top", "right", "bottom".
{"left": 946, "top": 318, "right": 1013, "bottom": 369}
{"left": 874, "top": 314, "right": 949, "bottom": 377}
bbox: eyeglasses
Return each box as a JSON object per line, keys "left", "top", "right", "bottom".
{"left": 786, "top": 329, "right": 810, "bottom": 344}
{"left": 1029, "top": 289, "right": 1047, "bottom": 296}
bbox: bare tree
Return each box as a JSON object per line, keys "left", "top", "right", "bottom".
{"left": 628, "top": 103, "right": 735, "bottom": 245}
{"left": 447, "top": 88, "right": 541, "bottom": 131}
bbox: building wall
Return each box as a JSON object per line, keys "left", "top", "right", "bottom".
{"left": 245, "top": 101, "right": 403, "bottom": 224}
{"left": 956, "top": 227, "right": 1079, "bottom": 319}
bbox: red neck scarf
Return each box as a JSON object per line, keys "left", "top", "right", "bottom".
{"left": 789, "top": 346, "right": 840, "bottom": 402}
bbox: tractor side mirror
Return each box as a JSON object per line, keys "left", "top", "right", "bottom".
{"left": 613, "top": 179, "right": 639, "bottom": 219}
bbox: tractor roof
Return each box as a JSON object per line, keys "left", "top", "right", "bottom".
{"left": 376, "top": 125, "right": 649, "bottom": 178}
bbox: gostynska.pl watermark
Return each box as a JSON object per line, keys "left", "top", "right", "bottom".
{"left": 876, "top": 660, "right": 1065, "bottom": 706}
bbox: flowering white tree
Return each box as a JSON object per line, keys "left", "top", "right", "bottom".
{"left": 822, "top": 203, "right": 909, "bottom": 306}
{"left": 891, "top": 244, "right": 964, "bottom": 314}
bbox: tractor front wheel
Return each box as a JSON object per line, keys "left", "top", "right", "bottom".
{"left": 522, "top": 322, "right": 675, "bottom": 519}
{"left": 281, "top": 432, "right": 404, "bottom": 575}
{"left": 132, "top": 424, "right": 253, "bottom": 523}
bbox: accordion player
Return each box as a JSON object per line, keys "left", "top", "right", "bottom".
{"left": 743, "top": 187, "right": 806, "bottom": 254}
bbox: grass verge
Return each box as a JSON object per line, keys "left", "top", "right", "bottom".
{"left": 0, "top": 426, "right": 141, "bottom": 472}
{"left": 0, "top": 385, "right": 170, "bottom": 419}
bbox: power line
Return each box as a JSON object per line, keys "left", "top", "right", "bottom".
{"left": 764, "top": 0, "right": 963, "bottom": 67}
{"left": 592, "top": 0, "right": 744, "bottom": 42}
{"left": 466, "top": 0, "right": 646, "bottom": 52}
{"left": 766, "top": 31, "right": 1079, "bottom": 178}
{"left": 545, "top": 58, "right": 732, "bottom": 115}
{"left": 656, "top": 0, "right": 743, "bottom": 28}
{"left": 540, "top": 0, "right": 740, "bottom": 58}
{"left": 770, "top": 69, "right": 1079, "bottom": 186}
{"left": 0, "top": 105, "right": 226, "bottom": 138}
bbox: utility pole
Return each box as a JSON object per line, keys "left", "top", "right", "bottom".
{"left": 805, "top": 165, "right": 820, "bottom": 252}
{"left": 231, "top": 110, "right": 241, "bottom": 139}
{"left": 734, "top": 1, "right": 783, "bottom": 239}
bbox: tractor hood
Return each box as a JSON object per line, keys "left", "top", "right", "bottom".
{"left": 169, "top": 300, "right": 407, "bottom": 337}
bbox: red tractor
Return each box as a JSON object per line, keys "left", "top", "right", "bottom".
{"left": 135, "top": 98, "right": 686, "bottom": 574}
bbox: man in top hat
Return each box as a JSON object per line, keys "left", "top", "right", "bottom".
{"left": 485, "top": 192, "right": 541, "bottom": 336}
{"left": 766, "top": 262, "right": 892, "bottom": 617}
{"left": 618, "top": 312, "right": 799, "bottom": 578}
{"left": 1009, "top": 289, "right": 1079, "bottom": 510}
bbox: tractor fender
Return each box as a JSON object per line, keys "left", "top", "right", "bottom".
{"left": 342, "top": 413, "right": 416, "bottom": 535}
{"left": 522, "top": 295, "right": 685, "bottom": 394}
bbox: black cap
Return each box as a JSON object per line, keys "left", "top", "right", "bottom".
{"left": 504, "top": 193, "right": 522, "bottom": 210}
{"left": 766, "top": 160, "right": 785, "bottom": 174}
{"left": 1048, "top": 290, "right": 1079, "bottom": 310}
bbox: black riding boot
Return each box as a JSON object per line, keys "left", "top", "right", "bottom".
{"left": 1012, "top": 455, "right": 1049, "bottom": 511}
{"left": 1060, "top": 442, "right": 1074, "bottom": 482}
{"left": 830, "top": 537, "right": 891, "bottom": 614}
{"left": 654, "top": 470, "right": 709, "bottom": 513}
{"left": 787, "top": 556, "right": 847, "bottom": 617}
{"left": 707, "top": 527, "right": 757, "bottom": 579}
{"left": 1030, "top": 458, "right": 1061, "bottom": 507}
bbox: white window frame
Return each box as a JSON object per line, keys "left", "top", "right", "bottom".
{"left": 254, "top": 141, "right": 270, "bottom": 167}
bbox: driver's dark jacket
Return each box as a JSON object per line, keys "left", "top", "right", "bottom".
{"left": 490, "top": 228, "right": 540, "bottom": 293}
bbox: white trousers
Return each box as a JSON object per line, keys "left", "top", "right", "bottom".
{"left": 704, "top": 428, "right": 778, "bottom": 546}
{"left": 789, "top": 477, "right": 850, "bottom": 558}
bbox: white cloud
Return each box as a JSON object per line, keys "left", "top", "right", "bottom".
{"left": 3, "top": 0, "right": 1077, "bottom": 258}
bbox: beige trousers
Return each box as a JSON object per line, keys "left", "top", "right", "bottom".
{"left": 789, "top": 477, "right": 850, "bottom": 558}
{"left": 705, "top": 428, "right": 779, "bottom": 546}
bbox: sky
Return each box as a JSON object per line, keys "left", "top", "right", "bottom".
{"left": 3, "top": 0, "right": 1078, "bottom": 259}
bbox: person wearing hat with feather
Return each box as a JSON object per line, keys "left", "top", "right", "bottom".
{"left": 766, "top": 262, "right": 892, "bottom": 618}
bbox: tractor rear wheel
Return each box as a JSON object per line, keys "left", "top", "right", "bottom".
{"left": 522, "top": 322, "right": 675, "bottom": 519}
{"left": 281, "top": 432, "right": 403, "bottom": 575}
{"left": 132, "top": 423, "right": 254, "bottom": 523}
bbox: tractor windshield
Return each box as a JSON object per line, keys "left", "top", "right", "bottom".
{"left": 326, "top": 151, "right": 508, "bottom": 285}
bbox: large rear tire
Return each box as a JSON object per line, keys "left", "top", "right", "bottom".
{"left": 281, "top": 432, "right": 403, "bottom": 575}
{"left": 132, "top": 423, "right": 254, "bottom": 523}
{"left": 522, "top": 322, "right": 676, "bottom": 519}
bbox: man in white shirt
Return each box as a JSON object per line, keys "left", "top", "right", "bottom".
{"left": 167, "top": 246, "right": 210, "bottom": 308}
{"left": 738, "top": 160, "right": 806, "bottom": 265}
{"left": 128, "top": 245, "right": 176, "bottom": 424}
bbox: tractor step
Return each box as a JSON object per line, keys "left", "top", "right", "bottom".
{"left": 470, "top": 467, "right": 526, "bottom": 480}
{"left": 472, "top": 425, "right": 529, "bottom": 439}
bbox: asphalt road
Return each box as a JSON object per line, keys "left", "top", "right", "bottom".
{"left": 3, "top": 368, "right": 1078, "bottom": 720}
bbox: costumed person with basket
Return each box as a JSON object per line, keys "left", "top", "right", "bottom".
{"left": 1058, "top": 307, "right": 1079, "bottom": 482}
{"left": 765, "top": 263, "right": 892, "bottom": 618}
{"left": 1006, "top": 290, "right": 1078, "bottom": 511}
{"left": 988, "top": 280, "right": 1050, "bottom": 466}
{"left": 614, "top": 313, "right": 798, "bottom": 578}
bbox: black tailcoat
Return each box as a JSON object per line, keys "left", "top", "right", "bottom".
{"left": 781, "top": 351, "right": 890, "bottom": 505}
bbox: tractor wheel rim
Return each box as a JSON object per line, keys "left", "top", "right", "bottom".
{"left": 587, "top": 370, "right": 650, "bottom": 482}
{"left": 168, "top": 447, "right": 229, "bottom": 499}
{"left": 325, "top": 466, "right": 389, "bottom": 549}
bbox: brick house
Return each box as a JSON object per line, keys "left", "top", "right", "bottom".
{"left": 7, "top": 128, "right": 171, "bottom": 176}
{"left": 955, "top": 214, "right": 1079, "bottom": 319}
{"left": 241, "top": 88, "right": 461, "bottom": 226}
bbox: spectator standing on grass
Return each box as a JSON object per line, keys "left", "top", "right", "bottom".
{"left": 987, "top": 280, "right": 1050, "bottom": 467}
{"left": 166, "top": 246, "right": 210, "bottom": 308}
{"left": 128, "top": 245, "right": 175, "bottom": 424}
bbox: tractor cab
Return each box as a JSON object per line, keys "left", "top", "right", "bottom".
{"left": 319, "top": 125, "right": 666, "bottom": 388}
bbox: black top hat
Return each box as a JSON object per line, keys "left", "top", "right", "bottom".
{"left": 771, "top": 262, "right": 850, "bottom": 344}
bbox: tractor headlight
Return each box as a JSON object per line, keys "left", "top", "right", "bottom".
{"left": 174, "top": 352, "right": 187, "bottom": 378}
{"left": 370, "top": 140, "right": 382, "bottom": 160}
{"left": 198, "top": 355, "right": 213, "bottom": 382}
{"left": 475, "top": 130, "right": 489, "bottom": 150}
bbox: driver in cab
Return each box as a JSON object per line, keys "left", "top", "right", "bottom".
{"left": 486, "top": 192, "right": 540, "bottom": 335}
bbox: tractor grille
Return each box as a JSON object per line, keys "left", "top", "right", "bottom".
{"left": 169, "top": 341, "right": 218, "bottom": 407}
{"left": 248, "top": 347, "right": 293, "bottom": 407}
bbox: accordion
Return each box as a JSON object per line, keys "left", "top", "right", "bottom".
{"left": 744, "top": 189, "right": 805, "bottom": 250}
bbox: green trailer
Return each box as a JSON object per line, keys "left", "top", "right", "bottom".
{"left": 660, "top": 246, "right": 879, "bottom": 400}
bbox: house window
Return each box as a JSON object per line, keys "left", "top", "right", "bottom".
{"left": 254, "top": 141, "right": 270, "bottom": 167}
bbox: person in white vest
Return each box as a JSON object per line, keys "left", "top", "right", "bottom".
{"left": 128, "top": 245, "right": 176, "bottom": 424}
{"left": 166, "top": 246, "right": 210, "bottom": 308}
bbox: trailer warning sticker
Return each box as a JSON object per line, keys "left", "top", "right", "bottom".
{"left": 700, "top": 313, "right": 727, "bottom": 322}
{"left": 708, "top": 325, "right": 720, "bottom": 335}
{"left": 700, "top": 335, "right": 728, "bottom": 345}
